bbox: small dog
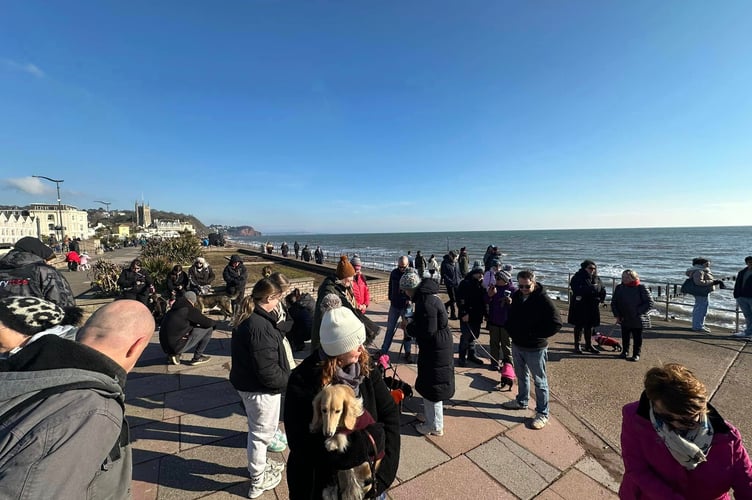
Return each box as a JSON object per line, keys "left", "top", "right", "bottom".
{"left": 499, "top": 362, "right": 516, "bottom": 391}
{"left": 147, "top": 292, "right": 168, "bottom": 324}
{"left": 310, "top": 385, "right": 382, "bottom": 500}
{"left": 593, "top": 332, "right": 623, "bottom": 352}
{"left": 196, "top": 292, "right": 236, "bottom": 322}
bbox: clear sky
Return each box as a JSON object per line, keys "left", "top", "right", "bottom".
{"left": 1, "top": 1, "right": 750, "bottom": 234}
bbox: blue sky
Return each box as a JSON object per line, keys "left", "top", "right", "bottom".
{"left": 2, "top": 1, "right": 751, "bottom": 234}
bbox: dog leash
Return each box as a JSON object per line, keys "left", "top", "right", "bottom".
{"left": 465, "top": 324, "right": 502, "bottom": 369}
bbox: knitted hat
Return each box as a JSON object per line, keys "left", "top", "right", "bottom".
{"left": 471, "top": 261, "right": 484, "bottom": 274}
{"left": 184, "top": 291, "right": 197, "bottom": 304}
{"left": 14, "top": 237, "right": 54, "bottom": 260}
{"left": 320, "top": 305, "right": 366, "bottom": 356}
{"left": 336, "top": 255, "right": 356, "bottom": 279}
{"left": 399, "top": 270, "right": 421, "bottom": 290}
{"left": 350, "top": 255, "right": 362, "bottom": 267}
{"left": 0, "top": 296, "right": 66, "bottom": 336}
{"left": 495, "top": 270, "right": 513, "bottom": 282}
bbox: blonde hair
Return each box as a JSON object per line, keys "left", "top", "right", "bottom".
{"left": 623, "top": 269, "right": 639, "bottom": 281}
{"left": 320, "top": 349, "right": 372, "bottom": 387}
{"left": 269, "top": 272, "right": 290, "bottom": 293}
{"left": 644, "top": 363, "right": 708, "bottom": 417}
{"left": 234, "top": 296, "right": 256, "bottom": 325}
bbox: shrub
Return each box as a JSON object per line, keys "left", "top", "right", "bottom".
{"left": 140, "top": 233, "right": 204, "bottom": 292}
{"left": 89, "top": 259, "right": 122, "bottom": 297}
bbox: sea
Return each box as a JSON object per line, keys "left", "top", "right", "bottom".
{"left": 233, "top": 226, "right": 752, "bottom": 330}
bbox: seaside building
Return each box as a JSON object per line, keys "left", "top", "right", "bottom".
{"left": 135, "top": 201, "right": 152, "bottom": 228}
{"left": 0, "top": 204, "right": 89, "bottom": 244}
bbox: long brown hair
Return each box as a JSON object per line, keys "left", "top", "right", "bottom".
{"left": 320, "top": 349, "right": 372, "bottom": 387}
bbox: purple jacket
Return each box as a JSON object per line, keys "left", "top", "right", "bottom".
{"left": 620, "top": 393, "right": 752, "bottom": 500}
{"left": 484, "top": 282, "right": 516, "bottom": 326}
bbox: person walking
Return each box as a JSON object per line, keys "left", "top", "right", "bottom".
{"left": 230, "top": 279, "right": 291, "bottom": 499}
{"left": 733, "top": 256, "right": 752, "bottom": 338}
{"left": 293, "top": 241, "right": 300, "bottom": 260}
{"left": 620, "top": 363, "right": 752, "bottom": 498}
{"left": 401, "top": 272, "right": 455, "bottom": 437}
{"left": 685, "top": 257, "right": 724, "bottom": 333}
{"left": 568, "top": 259, "right": 606, "bottom": 354}
{"left": 611, "top": 270, "right": 655, "bottom": 362}
{"left": 415, "top": 250, "right": 427, "bottom": 278}
{"left": 458, "top": 247, "right": 470, "bottom": 278}
{"left": 502, "top": 270, "right": 563, "bottom": 430}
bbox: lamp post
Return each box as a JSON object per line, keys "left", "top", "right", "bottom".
{"left": 32, "top": 175, "right": 64, "bottom": 244}
{"left": 94, "top": 200, "right": 111, "bottom": 214}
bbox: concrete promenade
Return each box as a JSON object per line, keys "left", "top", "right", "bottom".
{"left": 60, "top": 248, "right": 752, "bottom": 499}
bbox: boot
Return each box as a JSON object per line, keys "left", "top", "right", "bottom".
{"left": 574, "top": 343, "right": 583, "bottom": 354}
{"left": 467, "top": 350, "right": 485, "bottom": 366}
{"left": 449, "top": 305, "right": 458, "bottom": 321}
{"left": 573, "top": 329, "right": 582, "bottom": 354}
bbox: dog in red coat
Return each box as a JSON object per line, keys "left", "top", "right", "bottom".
{"left": 593, "top": 332, "right": 623, "bottom": 352}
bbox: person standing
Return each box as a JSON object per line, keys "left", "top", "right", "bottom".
{"left": 415, "top": 250, "right": 427, "bottom": 278}
{"left": 440, "top": 251, "right": 460, "bottom": 320}
{"left": 456, "top": 263, "right": 486, "bottom": 366}
{"left": 379, "top": 256, "right": 413, "bottom": 360}
{"left": 485, "top": 269, "right": 516, "bottom": 370}
{"left": 502, "top": 270, "right": 563, "bottom": 430}
{"left": 230, "top": 279, "right": 290, "bottom": 499}
{"left": 611, "top": 270, "right": 654, "bottom": 362}
{"left": 350, "top": 255, "right": 370, "bottom": 313}
{"left": 0, "top": 236, "right": 76, "bottom": 308}
{"left": 685, "top": 257, "right": 723, "bottom": 333}
{"left": 620, "top": 363, "right": 752, "bottom": 498}
{"left": 293, "top": 241, "right": 300, "bottom": 260}
{"left": 311, "top": 256, "right": 359, "bottom": 350}
{"left": 427, "top": 254, "right": 439, "bottom": 280}
{"left": 733, "top": 256, "right": 752, "bottom": 338}
{"left": 458, "top": 247, "right": 470, "bottom": 278}
{"left": 0, "top": 299, "right": 154, "bottom": 499}
{"left": 568, "top": 259, "right": 606, "bottom": 354}
{"left": 159, "top": 291, "right": 216, "bottom": 366}
{"left": 314, "top": 246, "right": 324, "bottom": 264}
{"left": 301, "top": 245, "right": 311, "bottom": 262}
{"left": 401, "top": 272, "right": 455, "bottom": 437}
{"left": 117, "top": 259, "right": 153, "bottom": 305}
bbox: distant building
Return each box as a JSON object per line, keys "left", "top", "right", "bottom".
{"left": 0, "top": 204, "right": 89, "bottom": 244}
{"left": 135, "top": 201, "right": 152, "bottom": 227}
{"left": 0, "top": 210, "right": 38, "bottom": 245}
{"left": 118, "top": 224, "right": 131, "bottom": 237}
{"left": 150, "top": 219, "right": 195, "bottom": 236}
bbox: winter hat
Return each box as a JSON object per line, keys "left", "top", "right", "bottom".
{"left": 399, "top": 270, "right": 421, "bottom": 290}
{"left": 502, "top": 264, "right": 513, "bottom": 273}
{"left": 13, "top": 237, "right": 54, "bottom": 260}
{"left": 195, "top": 257, "right": 207, "bottom": 266}
{"left": 319, "top": 302, "right": 366, "bottom": 356}
{"left": 184, "top": 291, "right": 197, "bottom": 304}
{"left": 230, "top": 255, "right": 243, "bottom": 264}
{"left": 350, "top": 255, "right": 362, "bottom": 267}
{"left": 471, "top": 261, "right": 484, "bottom": 274}
{"left": 495, "top": 270, "right": 513, "bottom": 283}
{"left": 336, "top": 255, "right": 356, "bottom": 279}
{"left": 490, "top": 259, "right": 502, "bottom": 269}
{"left": 0, "top": 296, "right": 66, "bottom": 336}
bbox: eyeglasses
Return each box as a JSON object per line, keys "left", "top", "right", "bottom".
{"left": 398, "top": 265, "right": 407, "bottom": 270}
{"left": 518, "top": 284, "right": 532, "bottom": 289}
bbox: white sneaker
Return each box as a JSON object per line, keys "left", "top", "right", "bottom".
{"left": 265, "top": 458, "right": 284, "bottom": 473}
{"left": 167, "top": 354, "right": 181, "bottom": 365}
{"left": 502, "top": 399, "right": 528, "bottom": 410}
{"left": 248, "top": 470, "right": 282, "bottom": 498}
{"left": 531, "top": 413, "right": 549, "bottom": 430}
{"left": 415, "top": 422, "right": 444, "bottom": 436}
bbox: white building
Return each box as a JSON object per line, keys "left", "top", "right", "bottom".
{"left": 0, "top": 210, "right": 39, "bottom": 245}
{"left": 0, "top": 204, "right": 89, "bottom": 244}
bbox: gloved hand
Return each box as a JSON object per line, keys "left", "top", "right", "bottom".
{"left": 713, "top": 280, "right": 725, "bottom": 288}
{"left": 327, "top": 422, "right": 385, "bottom": 470}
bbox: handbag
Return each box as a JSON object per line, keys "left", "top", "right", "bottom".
{"left": 680, "top": 278, "right": 712, "bottom": 297}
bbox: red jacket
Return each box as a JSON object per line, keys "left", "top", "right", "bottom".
{"left": 620, "top": 394, "right": 752, "bottom": 500}
{"left": 65, "top": 251, "right": 80, "bottom": 264}
{"left": 352, "top": 273, "right": 370, "bottom": 309}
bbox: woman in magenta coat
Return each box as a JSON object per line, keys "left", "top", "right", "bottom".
{"left": 620, "top": 363, "right": 752, "bottom": 499}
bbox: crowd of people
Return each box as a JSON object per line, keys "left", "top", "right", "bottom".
{"left": 2, "top": 234, "right": 752, "bottom": 499}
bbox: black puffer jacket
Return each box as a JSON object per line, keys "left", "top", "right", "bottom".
{"left": 507, "top": 284, "right": 563, "bottom": 349}
{"left": 406, "top": 279, "right": 455, "bottom": 402}
{"left": 284, "top": 350, "right": 400, "bottom": 499}
{"left": 456, "top": 274, "right": 486, "bottom": 322}
{"left": 0, "top": 249, "right": 76, "bottom": 308}
{"left": 611, "top": 283, "right": 654, "bottom": 330}
{"left": 159, "top": 297, "right": 216, "bottom": 354}
{"left": 567, "top": 269, "right": 606, "bottom": 327}
{"left": 116, "top": 268, "right": 153, "bottom": 303}
{"left": 230, "top": 306, "right": 290, "bottom": 394}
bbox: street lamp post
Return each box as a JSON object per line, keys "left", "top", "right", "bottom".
{"left": 94, "top": 200, "right": 111, "bottom": 214}
{"left": 32, "top": 175, "right": 65, "bottom": 244}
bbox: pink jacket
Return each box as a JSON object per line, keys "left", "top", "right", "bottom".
{"left": 620, "top": 394, "right": 752, "bottom": 500}
{"left": 352, "top": 273, "right": 370, "bottom": 309}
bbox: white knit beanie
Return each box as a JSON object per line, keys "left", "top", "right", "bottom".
{"left": 320, "top": 306, "right": 366, "bottom": 357}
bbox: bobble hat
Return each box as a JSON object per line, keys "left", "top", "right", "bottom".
{"left": 320, "top": 305, "right": 366, "bottom": 356}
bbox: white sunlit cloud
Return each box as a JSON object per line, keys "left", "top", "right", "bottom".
{"left": 1, "top": 58, "right": 45, "bottom": 78}
{"left": 2, "top": 177, "right": 53, "bottom": 195}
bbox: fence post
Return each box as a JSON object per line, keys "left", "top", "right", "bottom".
{"left": 665, "top": 281, "right": 670, "bottom": 321}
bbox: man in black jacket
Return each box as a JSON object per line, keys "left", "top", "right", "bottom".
{"left": 159, "top": 291, "right": 216, "bottom": 365}
{"left": 456, "top": 263, "right": 486, "bottom": 366}
{"left": 223, "top": 255, "right": 248, "bottom": 312}
{"left": 440, "top": 251, "right": 460, "bottom": 320}
{"left": 733, "top": 256, "right": 752, "bottom": 338}
{"left": 502, "top": 269, "right": 562, "bottom": 430}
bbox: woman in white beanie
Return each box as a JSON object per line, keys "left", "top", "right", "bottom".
{"left": 230, "top": 278, "right": 291, "bottom": 499}
{"left": 284, "top": 297, "right": 400, "bottom": 499}
{"left": 400, "top": 272, "right": 455, "bottom": 436}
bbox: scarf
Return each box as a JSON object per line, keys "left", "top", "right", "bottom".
{"left": 649, "top": 402, "right": 714, "bottom": 470}
{"left": 333, "top": 361, "right": 364, "bottom": 396}
{"left": 626, "top": 279, "right": 640, "bottom": 287}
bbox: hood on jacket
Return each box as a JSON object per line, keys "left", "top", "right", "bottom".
{"left": 12, "top": 237, "right": 54, "bottom": 261}
{"left": 0, "top": 248, "right": 48, "bottom": 269}
{"left": 415, "top": 277, "right": 440, "bottom": 296}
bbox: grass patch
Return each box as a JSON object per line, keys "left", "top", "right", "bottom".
{"left": 203, "top": 248, "right": 330, "bottom": 287}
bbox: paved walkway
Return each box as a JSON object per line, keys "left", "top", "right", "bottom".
{"left": 59, "top": 248, "right": 752, "bottom": 499}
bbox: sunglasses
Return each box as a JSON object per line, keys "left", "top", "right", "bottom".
{"left": 518, "top": 284, "right": 532, "bottom": 289}
{"left": 398, "top": 265, "right": 407, "bottom": 270}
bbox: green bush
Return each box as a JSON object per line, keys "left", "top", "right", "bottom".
{"left": 140, "top": 233, "right": 204, "bottom": 291}
{"left": 141, "top": 256, "right": 173, "bottom": 293}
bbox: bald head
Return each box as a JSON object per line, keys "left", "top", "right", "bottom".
{"left": 78, "top": 300, "right": 155, "bottom": 373}
{"left": 398, "top": 256, "right": 409, "bottom": 269}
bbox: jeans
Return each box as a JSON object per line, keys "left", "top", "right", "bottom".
{"left": 738, "top": 297, "right": 752, "bottom": 335}
{"left": 380, "top": 305, "right": 411, "bottom": 354}
{"left": 488, "top": 324, "right": 512, "bottom": 365}
{"left": 423, "top": 398, "right": 444, "bottom": 431}
{"left": 512, "top": 345, "right": 549, "bottom": 417}
{"left": 692, "top": 295, "right": 709, "bottom": 330}
{"left": 458, "top": 320, "right": 481, "bottom": 359}
{"left": 180, "top": 327, "right": 213, "bottom": 358}
{"left": 238, "top": 391, "right": 281, "bottom": 479}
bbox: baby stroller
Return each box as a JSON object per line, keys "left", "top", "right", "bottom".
{"left": 376, "top": 354, "right": 413, "bottom": 411}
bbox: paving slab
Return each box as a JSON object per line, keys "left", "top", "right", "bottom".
{"left": 419, "top": 401, "right": 507, "bottom": 458}
{"left": 574, "top": 456, "right": 621, "bottom": 493}
{"left": 127, "top": 393, "right": 167, "bottom": 426}
{"left": 162, "top": 380, "right": 240, "bottom": 419}
{"left": 393, "top": 429, "right": 451, "bottom": 482}
{"left": 541, "top": 467, "right": 618, "bottom": 499}
{"left": 178, "top": 404, "right": 247, "bottom": 451}
{"left": 131, "top": 417, "right": 182, "bottom": 465}
{"left": 506, "top": 415, "right": 585, "bottom": 471}
{"left": 466, "top": 436, "right": 560, "bottom": 500}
